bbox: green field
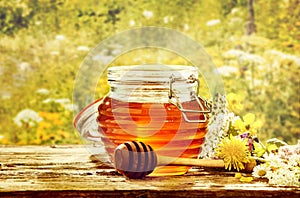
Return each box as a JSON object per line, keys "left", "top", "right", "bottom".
{"left": 0, "top": 0, "right": 299, "bottom": 145}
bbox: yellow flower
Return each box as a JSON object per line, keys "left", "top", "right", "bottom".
{"left": 215, "top": 136, "right": 251, "bottom": 171}
{"left": 39, "top": 112, "right": 63, "bottom": 125}
{"left": 37, "top": 121, "right": 51, "bottom": 130}
{"left": 234, "top": 113, "right": 262, "bottom": 135}
{"left": 36, "top": 127, "right": 48, "bottom": 142}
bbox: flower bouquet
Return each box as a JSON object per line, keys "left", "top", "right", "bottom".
{"left": 200, "top": 93, "right": 300, "bottom": 187}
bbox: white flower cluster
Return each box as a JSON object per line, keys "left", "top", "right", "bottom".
{"left": 36, "top": 88, "right": 50, "bottom": 95}
{"left": 13, "top": 109, "right": 43, "bottom": 127}
{"left": 252, "top": 142, "right": 300, "bottom": 187}
{"left": 18, "top": 62, "right": 32, "bottom": 72}
{"left": 55, "top": 35, "right": 66, "bottom": 41}
{"left": 77, "top": 46, "right": 90, "bottom": 52}
{"left": 223, "top": 49, "right": 265, "bottom": 64}
{"left": 267, "top": 165, "right": 299, "bottom": 186}
{"left": 143, "top": 10, "right": 153, "bottom": 19}
{"left": 215, "top": 65, "right": 238, "bottom": 77}
{"left": 265, "top": 50, "right": 300, "bottom": 66}
{"left": 129, "top": 20, "right": 135, "bottom": 26}
{"left": 206, "top": 19, "right": 221, "bottom": 26}
{"left": 199, "top": 94, "right": 239, "bottom": 158}
{"left": 184, "top": 24, "right": 189, "bottom": 31}
{"left": 200, "top": 113, "right": 226, "bottom": 158}
{"left": 278, "top": 140, "right": 300, "bottom": 160}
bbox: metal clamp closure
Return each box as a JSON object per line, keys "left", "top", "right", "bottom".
{"left": 168, "top": 74, "right": 211, "bottom": 123}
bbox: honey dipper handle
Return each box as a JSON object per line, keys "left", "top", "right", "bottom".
{"left": 158, "top": 156, "right": 225, "bottom": 168}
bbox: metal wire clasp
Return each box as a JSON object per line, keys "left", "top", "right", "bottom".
{"left": 168, "top": 74, "right": 211, "bottom": 123}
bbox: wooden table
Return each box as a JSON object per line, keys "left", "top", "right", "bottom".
{"left": 0, "top": 145, "right": 299, "bottom": 197}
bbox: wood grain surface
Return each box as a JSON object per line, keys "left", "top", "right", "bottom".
{"left": 0, "top": 145, "right": 299, "bottom": 198}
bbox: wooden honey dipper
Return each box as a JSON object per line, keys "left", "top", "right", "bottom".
{"left": 114, "top": 141, "right": 225, "bottom": 179}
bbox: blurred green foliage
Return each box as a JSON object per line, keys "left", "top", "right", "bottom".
{"left": 0, "top": 0, "right": 299, "bottom": 145}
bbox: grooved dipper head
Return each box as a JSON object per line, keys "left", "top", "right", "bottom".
{"left": 114, "top": 141, "right": 158, "bottom": 179}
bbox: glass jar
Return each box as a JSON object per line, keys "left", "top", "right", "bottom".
{"left": 74, "top": 65, "right": 210, "bottom": 176}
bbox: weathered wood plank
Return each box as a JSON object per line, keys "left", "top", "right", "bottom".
{"left": 0, "top": 145, "right": 299, "bottom": 197}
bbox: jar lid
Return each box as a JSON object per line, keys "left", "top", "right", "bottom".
{"left": 108, "top": 65, "right": 198, "bottom": 83}
{"left": 107, "top": 65, "right": 198, "bottom": 103}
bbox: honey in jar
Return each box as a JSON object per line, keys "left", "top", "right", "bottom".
{"left": 75, "top": 65, "right": 210, "bottom": 176}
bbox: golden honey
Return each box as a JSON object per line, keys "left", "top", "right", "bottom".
{"left": 97, "top": 96, "right": 209, "bottom": 176}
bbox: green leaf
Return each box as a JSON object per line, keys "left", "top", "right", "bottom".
{"left": 266, "top": 138, "right": 288, "bottom": 148}
{"left": 266, "top": 143, "right": 279, "bottom": 153}
{"left": 253, "top": 142, "right": 266, "bottom": 157}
